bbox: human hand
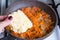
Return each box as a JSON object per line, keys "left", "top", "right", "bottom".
{"left": 0, "top": 16, "right": 12, "bottom": 33}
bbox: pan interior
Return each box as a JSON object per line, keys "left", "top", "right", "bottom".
{"left": 5, "top": 0, "right": 57, "bottom": 39}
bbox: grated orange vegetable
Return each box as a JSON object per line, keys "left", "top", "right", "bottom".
{"left": 6, "top": 6, "right": 53, "bottom": 39}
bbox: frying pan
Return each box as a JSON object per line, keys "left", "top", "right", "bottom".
{"left": 4, "top": 0, "right": 58, "bottom": 40}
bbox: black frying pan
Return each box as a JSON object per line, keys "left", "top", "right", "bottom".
{"left": 4, "top": 0, "right": 58, "bottom": 40}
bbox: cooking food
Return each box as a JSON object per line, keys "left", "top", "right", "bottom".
{"left": 8, "top": 10, "right": 33, "bottom": 33}
{"left": 6, "top": 6, "right": 53, "bottom": 39}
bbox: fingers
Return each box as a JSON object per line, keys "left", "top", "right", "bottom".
{"left": 0, "top": 16, "right": 13, "bottom": 33}
{"left": 0, "top": 16, "right": 7, "bottom": 21}
{"left": 0, "top": 16, "right": 13, "bottom": 28}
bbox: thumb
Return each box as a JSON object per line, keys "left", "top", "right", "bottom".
{"left": 0, "top": 16, "right": 13, "bottom": 28}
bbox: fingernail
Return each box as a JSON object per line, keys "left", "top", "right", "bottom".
{"left": 8, "top": 16, "right": 12, "bottom": 20}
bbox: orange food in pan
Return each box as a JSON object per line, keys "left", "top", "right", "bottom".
{"left": 6, "top": 6, "right": 53, "bottom": 39}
